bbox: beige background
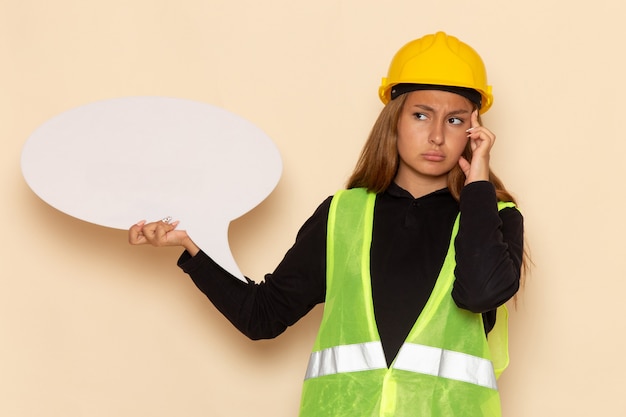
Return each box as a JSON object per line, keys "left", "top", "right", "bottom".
{"left": 1, "top": 0, "right": 623, "bottom": 416}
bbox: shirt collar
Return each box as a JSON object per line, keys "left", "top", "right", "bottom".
{"left": 385, "top": 182, "right": 450, "bottom": 200}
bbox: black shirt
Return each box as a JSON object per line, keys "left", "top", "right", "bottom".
{"left": 178, "top": 181, "right": 524, "bottom": 366}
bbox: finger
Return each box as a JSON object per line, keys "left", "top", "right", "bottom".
{"left": 139, "top": 221, "right": 164, "bottom": 244}
{"left": 153, "top": 221, "right": 179, "bottom": 246}
{"left": 128, "top": 220, "right": 147, "bottom": 245}
{"left": 465, "top": 110, "right": 482, "bottom": 140}
{"left": 134, "top": 220, "right": 146, "bottom": 230}
{"left": 471, "top": 109, "right": 479, "bottom": 129}
{"left": 458, "top": 156, "right": 471, "bottom": 176}
{"left": 467, "top": 125, "right": 495, "bottom": 148}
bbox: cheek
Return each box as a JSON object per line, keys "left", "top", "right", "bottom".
{"left": 395, "top": 131, "right": 421, "bottom": 159}
{"left": 449, "top": 134, "right": 470, "bottom": 155}
{"left": 395, "top": 123, "right": 409, "bottom": 151}
{"left": 396, "top": 122, "right": 426, "bottom": 148}
{"left": 395, "top": 135, "right": 410, "bottom": 160}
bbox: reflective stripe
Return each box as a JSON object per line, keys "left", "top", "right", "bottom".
{"left": 305, "top": 342, "right": 497, "bottom": 390}
{"left": 395, "top": 343, "right": 497, "bottom": 390}
{"left": 304, "top": 341, "right": 387, "bottom": 380}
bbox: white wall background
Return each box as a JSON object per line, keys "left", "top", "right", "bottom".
{"left": 1, "top": 0, "right": 624, "bottom": 416}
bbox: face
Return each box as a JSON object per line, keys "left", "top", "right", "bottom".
{"left": 395, "top": 89, "right": 473, "bottom": 195}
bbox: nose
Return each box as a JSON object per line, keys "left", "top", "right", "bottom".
{"left": 428, "top": 121, "right": 445, "bottom": 146}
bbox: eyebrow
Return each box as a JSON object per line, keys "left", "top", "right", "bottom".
{"left": 411, "top": 104, "right": 472, "bottom": 116}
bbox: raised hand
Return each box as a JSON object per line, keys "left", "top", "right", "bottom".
{"left": 458, "top": 110, "right": 496, "bottom": 184}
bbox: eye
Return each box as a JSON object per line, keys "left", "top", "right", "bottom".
{"left": 413, "top": 112, "right": 427, "bottom": 120}
{"left": 447, "top": 117, "right": 464, "bottom": 125}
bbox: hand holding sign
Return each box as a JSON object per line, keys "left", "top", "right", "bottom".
{"left": 21, "top": 97, "right": 283, "bottom": 281}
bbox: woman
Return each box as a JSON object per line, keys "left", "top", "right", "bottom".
{"left": 130, "top": 31, "right": 525, "bottom": 417}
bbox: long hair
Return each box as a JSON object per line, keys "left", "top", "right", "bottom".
{"left": 346, "top": 95, "right": 531, "bottom": 281}
{"left": 346, "top": 94, "right": 407, "bottom": 192}
{"left": 346, "top": 94, "right": 516, "bottom": 204}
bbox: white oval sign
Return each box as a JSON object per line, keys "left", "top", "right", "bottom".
{"left": 21, "top": 96, "right": 283, "bottom": 281}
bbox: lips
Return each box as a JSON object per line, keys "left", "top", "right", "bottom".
{"left": 422, "top": 152, "right": 445, "bottom": 162}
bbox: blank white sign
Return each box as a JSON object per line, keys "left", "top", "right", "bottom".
{"left": 21, "top": 96, "right": 283, "bottom": 281}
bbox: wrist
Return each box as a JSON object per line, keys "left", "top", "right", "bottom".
{"left": 182, "top": 236, "right": 200, "bottom": 256}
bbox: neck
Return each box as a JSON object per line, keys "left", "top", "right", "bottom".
{"left": 394, "top": 174, "right": 447, "bottom": 199}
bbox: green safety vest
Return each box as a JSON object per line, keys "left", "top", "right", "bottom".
{"left": 299, "top": 188, "right": 515, "bottom": 417}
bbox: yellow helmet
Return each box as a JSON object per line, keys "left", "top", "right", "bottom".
{"left": 378, "top": 32, "right": 493, "bottom": 113}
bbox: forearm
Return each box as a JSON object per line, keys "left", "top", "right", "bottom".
{"left": 178, "top": 251, "right": 295, "bottom": 339}
{"left": 452, "top": 181, "right": 524, "bottom": 313}
{"left": 177, "top": 198, "right": 330, "bottom": 339}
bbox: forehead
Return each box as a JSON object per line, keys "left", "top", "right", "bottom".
{"left": 404, "top": 89, "right": 474, "bottom": 110}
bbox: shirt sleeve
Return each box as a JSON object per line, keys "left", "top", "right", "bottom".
{"left": 177, "top": 197, "right": 331, "bottom": 340}
{"left": 452, "top": 181, "right": 524, "bottom": 313}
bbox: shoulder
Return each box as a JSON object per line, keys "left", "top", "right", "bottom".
{"left": 293, "top": 195, "right": 333, "bottom": 241}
